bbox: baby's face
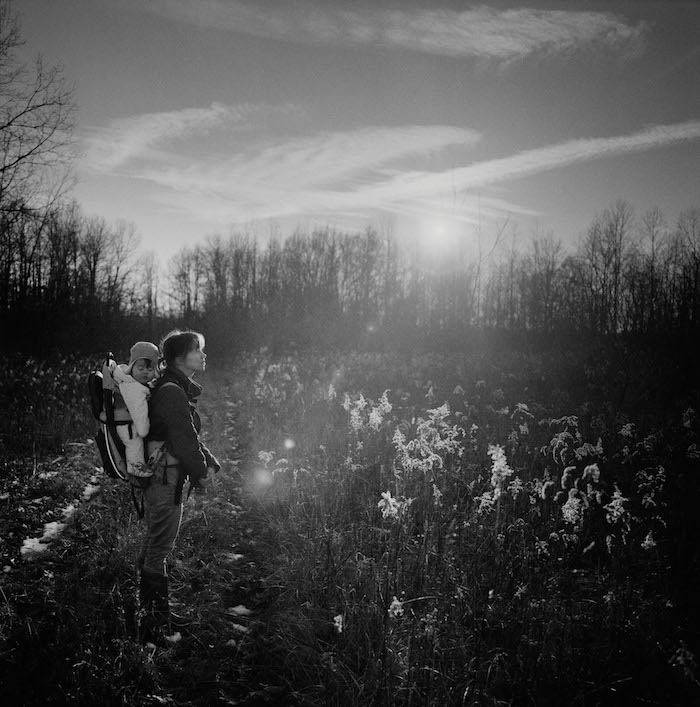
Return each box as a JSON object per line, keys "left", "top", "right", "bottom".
{"left": 131, "top": 358, "right": 157, "bottom": 385}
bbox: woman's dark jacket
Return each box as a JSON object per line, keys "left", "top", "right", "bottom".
{"left": 147, "top": 366, "right": 220, "bottom": 503}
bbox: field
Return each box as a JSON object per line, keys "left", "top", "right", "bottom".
{"left": 1, "top": 341, "right": 699, "bottom": 705}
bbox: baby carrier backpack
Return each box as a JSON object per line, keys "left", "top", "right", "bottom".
{"left": 88, "top": 353, "right": 165, "bottom": 517}
{"left": 88, "top": 352, "right": 135, "bottom": 480}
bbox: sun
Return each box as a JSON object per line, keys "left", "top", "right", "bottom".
{"left": 394, "top": 211, "right": 471, "bottom": 261}
{"left": 418, "top": 215, "right": 460, "bottom": 256}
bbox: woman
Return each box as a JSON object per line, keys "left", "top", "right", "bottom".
{"left": 138, "top": 329, "right": 220, "bottom": 645}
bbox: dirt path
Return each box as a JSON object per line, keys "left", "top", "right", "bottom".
{"left": 0, "top": 425, "right": 307, "bottom": 705}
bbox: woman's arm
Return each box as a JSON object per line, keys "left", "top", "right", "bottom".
{"left": 200, "top": 442, "right": 221, "bottom": 472}
{"left": 156, "top": 384, "right": 208, "bottom": 483}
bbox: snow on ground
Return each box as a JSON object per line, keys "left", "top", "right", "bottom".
{"left": 20, "top": 537, "right": 49, "bottom": 557}
{"left": 19, "top": 474, "right": 103, "bottom": 560}
{"left": 82, "top": 483, "right": 101, "bottom": 501}
{"left": 226, "top": 604, "right": 253, "bottom": 616}
{"left": 40, "top": 521, "right": 67, "bottom": 541}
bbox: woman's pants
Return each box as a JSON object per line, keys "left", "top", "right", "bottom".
{"left": 137, "top": 466, "right": 184, "bottom": 576}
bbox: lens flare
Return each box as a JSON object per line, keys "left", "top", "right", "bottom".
{"left": 254, "top": 467, "right": 273, "bottom": 488}
{"left": 284, "top": 438, "right": 296, "bottom": 450}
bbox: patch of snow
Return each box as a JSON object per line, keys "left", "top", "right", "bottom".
{"left": 82, "top": 484, "right": 101, "bottom": 501}
{"left": 229, "top": 623, "right": 250, "bottom": 634}
{"left": 226, "top": 605, "right": 253, "bottom": 616}
{"left": 41, "top": 521, "right": 67, "bottom": 541}
{"left": 20, "top": 537, "right": 49, "bottom": 557}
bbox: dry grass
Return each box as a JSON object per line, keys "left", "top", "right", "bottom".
{"left": 1, "top": 344, "right": 699, "bottom": 705}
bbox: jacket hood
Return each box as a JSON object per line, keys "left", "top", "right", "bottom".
{"left": 112, "top": 363, "right": 131, "bottom": 384}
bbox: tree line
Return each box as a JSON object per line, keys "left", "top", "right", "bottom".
{"left": 2, "top": 194, "right": 699, "bottom": 355}
{"left": 2, "top": 0, "right": 698, "bottom": 356}
{"left": 164, "top": 200, "right": 700, "bottom": 352}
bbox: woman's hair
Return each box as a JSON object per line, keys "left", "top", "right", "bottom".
{"left": 160, "top": 329, "right": 205, "bottom": 367}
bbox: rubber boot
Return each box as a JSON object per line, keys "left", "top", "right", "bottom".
{"left": 138, "top": 567, "right": 181, "bottom": 646}
{"left": 153, "top": 572, "right": 192, "bottom": 629}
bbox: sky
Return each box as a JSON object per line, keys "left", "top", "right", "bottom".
{"left": 18, "top": 0, "right": 700, "bottom": 259}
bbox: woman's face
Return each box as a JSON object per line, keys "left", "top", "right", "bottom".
{"left": 181, "top": 345, "right": 206, "bottom": 374}
{"left": 131, "top": 358, "right": 157, "bottom": 385}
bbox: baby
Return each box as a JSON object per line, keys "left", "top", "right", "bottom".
{"left": 111, "top": 341, "right": 160, "bottom": 476}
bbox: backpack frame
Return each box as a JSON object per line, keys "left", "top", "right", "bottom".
{"left": 88, "top": 352, "right": 134, "bottom": 480}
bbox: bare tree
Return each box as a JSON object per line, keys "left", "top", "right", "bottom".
{"left": 0, "top": 1, "right": 75, "bottom": 214}
{"left": 676, "top": 208, "right": 700, "bottom": 329}
{"left": 581, "top": 201, "right": 634, "bottom": 333}
{"left": 140, "top": 250, "right": 159, "bottom": 337}
{"left": 79, "top": 215, "right": 109, "bottom": 302}
{"left": 167, "top": 246, "right": 204, "bottom": 318}
{"left": 0, "top": 0, "right": 75, "bottom": 327}
{"left": 637, "top": 207, "right": 667, "bottom": 332}
{"left": 530, "top": 233, "right": 562, "bottom": 332}
{"left": 202, "top": 235, "right": 229, "bottom": 309}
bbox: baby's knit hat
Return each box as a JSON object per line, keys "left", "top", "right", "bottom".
{"left": 127, "top": 341, "right": 159, "bottom": 371}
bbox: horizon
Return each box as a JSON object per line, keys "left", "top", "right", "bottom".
{"left": 18, "top": 0, "right": 700, "bottom": 261}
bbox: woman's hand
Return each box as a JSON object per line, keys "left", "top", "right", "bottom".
{"left": 191, "top": 474, "right": 211, "bottom": 512}
{"left": 193, "top": 474, "right": 211, "bottom": 494}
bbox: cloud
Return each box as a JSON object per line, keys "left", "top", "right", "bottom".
{"left": 124, "top": 122, "right": 480, "bottom": 220}
{"left": 138, "top": 124, "right": 481, "bottom": 192}
{"left": 83, "top": 102, "right": 298, "bottom": 171}
{"left": 126, "top": 118, "right": 700, "bottom": 227}
{"left": 342, "top": 119, "right": 700, "bottom": 207}
{"left": 81, "top": 106, "right": 700, "bottom": 231}
{"left": 131, "top": 0, "right": 646, "bottom": 61}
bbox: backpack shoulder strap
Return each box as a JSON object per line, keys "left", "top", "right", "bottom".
{"left": 150, "top": 374, "right": 184, "bottom": 400}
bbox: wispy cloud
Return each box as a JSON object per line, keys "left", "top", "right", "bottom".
{"left": 130, "top": 0, "right": 646, "bottom": 61}
{"left": 83, "top": 102, "right": 299, "bottom": 171}
{"left": 135, "top": 118, "right": 700, "bottom": 226}
{"left": 126, "top": 122, "right": 481, "bottom": 223}
{"left": 82, "top": 107, "right": 700, "bottom": 230}
{"left": 340, "top": 120, "right": 700, "bottom": 208}
{"left": 137, "top": 124, "right": 481, "bottom": 191}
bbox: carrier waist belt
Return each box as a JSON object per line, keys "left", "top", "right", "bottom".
{"left": 146, "top": 440, "right": 180, "bottom": 468}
